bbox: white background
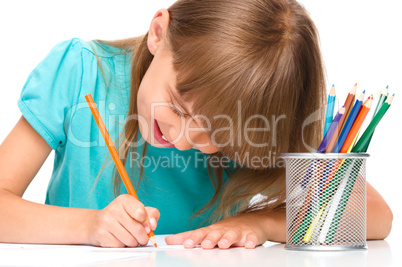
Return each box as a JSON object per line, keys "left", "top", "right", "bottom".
{"left": 0, "top": 0, "right": 401, "bottom": 251}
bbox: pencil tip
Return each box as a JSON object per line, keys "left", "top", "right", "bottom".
{"left": 386, "top": 85, "right": 389, "bottom": 89}
{"left": 332, "top": 84, "right": 334, "bottom": 87}
{"left": 363, "top": 90, "right": 366, "bottom": 94}
{"left": 355, "top": 83, "right": 357, "bottom": 86}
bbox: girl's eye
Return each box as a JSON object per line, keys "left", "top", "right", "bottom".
{"left": 169, "top": 102, "right": 186, "bottom": 117}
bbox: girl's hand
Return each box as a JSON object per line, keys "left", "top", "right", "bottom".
{"left": 165, "top": 212, "right": 272, "bottom": 249}
{"left": 87, "top": 194, "right": 160, "bottom": 248}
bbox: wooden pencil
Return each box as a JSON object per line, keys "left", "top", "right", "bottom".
{"left": 325, "top": 84, "right": 357, "bottom": 152}
{"left": 324, "top": 85, "right": 336, "bottom": 137}
{"left": 85, "top": 94, "right": 157, "bottom": 248}
{"left": 340, "top": 97, "right": 373, "bottom": 153}
{"left": 352, "top": 94, "right": 394, "bottom": 152}
{"left": 362, "top": 86, "right": 389, "bottom": 151}
{"left": 318, "top": 106, "right": 345, "bottom": 153}
{"left": 333, "top": 90, "right": 365, "bottom": 153}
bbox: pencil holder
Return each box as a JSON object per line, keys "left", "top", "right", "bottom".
{"left": 281, "top": 153, "right": 369, "bottom": 251}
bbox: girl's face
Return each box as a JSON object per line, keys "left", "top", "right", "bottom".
{"left": 137, "top": 45, "right": 219, "bottom": 154}
{"left": 137, "top": 9, "right": 219, "bottom": 154}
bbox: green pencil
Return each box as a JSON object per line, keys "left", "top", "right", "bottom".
{"left": 351, "top": 94, "right": 394, "bottom": 153}
{"left": 361, "top": 86, "right": 389, "bottom": 151}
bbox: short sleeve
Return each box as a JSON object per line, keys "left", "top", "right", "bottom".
{"left": 17, "top": 38, "right": 83, "bottom": 150}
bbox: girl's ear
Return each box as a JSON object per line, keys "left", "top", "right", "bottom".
{"left": 147, "top": 9, "right": 170, "bottom": 56}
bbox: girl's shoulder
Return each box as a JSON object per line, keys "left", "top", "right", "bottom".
{"left": 76, "top": 38, "right": 130, "bottom": 59}
{"left": 53, "top": 37, "right": 128, "bottom": 60}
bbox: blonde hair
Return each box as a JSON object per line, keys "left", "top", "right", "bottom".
{"left": 90, "top": 0, "right": 325, "bottom": 224}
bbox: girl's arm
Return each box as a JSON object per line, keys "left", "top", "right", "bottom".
{"left": 0, "top": 116, "right": 160, "bottom": 247}
{"left": 0, "top": 116, "right": 94, "bottom": 244}
{"left": 166, "top": 182, "right": 393, "bottom": 248}
{"left": 366, "top": 182, "right": 393, "bottom": 240}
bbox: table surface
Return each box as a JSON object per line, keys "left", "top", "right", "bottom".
{"left": 0, "top": 236, "right": 400, "bottom": 267}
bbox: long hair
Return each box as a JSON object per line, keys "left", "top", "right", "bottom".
{"left": 90, "top": 0, "right": 326, "bottom": 224}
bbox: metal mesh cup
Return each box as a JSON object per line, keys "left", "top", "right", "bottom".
{"left": 281, "top": 153, "right": 369, "bottom": 251}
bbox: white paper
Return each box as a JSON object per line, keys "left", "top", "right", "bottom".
{"left": 0, "top": 235, "right": 189, "bottom": 266}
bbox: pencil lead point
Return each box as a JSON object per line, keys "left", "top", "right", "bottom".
{"left": 386, "top": 85, "right": 389, "bottom": 89}
{"left": 355, "top": 83, "right": 357, "bottom": 86}
{"left": 363, "top": 90, "right": 366, "bottom": 94}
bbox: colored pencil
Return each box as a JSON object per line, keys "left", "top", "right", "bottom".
{"left": 361, "top": 86, "right": 389, "bottom": 151}
{"left": 352, "top": 94, "right": 394, "bottom": 153}
{"left": 325, "top": 84, "right": 357, "bottom": 152}
{"left": 324, "top": 85, "right": 336, "bottom": 137}
{"left": 318, "top": 106, "right": 345, "bottom": 153}
{"left": 332, "top": 90, "right": 365, "bottom": 153}
{"left": 348, "top": 95, "right": 373, "bottom": 151}
{"left": 340, "top": 97, "right": 372, "bottom": 153}
{"left": 85, "top": 94, "right": 157, "bottom": 248}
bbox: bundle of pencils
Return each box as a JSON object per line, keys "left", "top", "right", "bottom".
{"left": 291, "top": 84, "right": 395, "bottom": 245}
{"left": 319, "top": 84, "right": 394, "bottom": 153}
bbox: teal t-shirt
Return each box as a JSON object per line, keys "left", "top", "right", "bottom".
{"left": 17, "top": 37, "right": 236, "bottom": 234}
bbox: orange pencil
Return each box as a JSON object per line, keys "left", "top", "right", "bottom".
{"left": 85, "top": 94, "right": 157, "bottom": 248}
{"left": 340, "top": 96, "right": 373, "bottom": 153}
{"left": 325, "top": 83, "right": 357, "bottom": 152}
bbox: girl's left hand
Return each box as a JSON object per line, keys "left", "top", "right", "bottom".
{"left": 165, "top": 212, "right": 269, "bottom": 249}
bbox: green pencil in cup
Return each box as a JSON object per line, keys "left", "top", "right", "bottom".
{"left": 352, "top": 94, "right": 394, "bottom": 153}
{"left": 360, "top": 86, "right": 388, "bottom": 152}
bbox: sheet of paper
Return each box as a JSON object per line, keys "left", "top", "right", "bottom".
{"left": 0, "top": 235, "right": 190, "bottom": 266}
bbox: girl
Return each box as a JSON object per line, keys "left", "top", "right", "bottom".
{"left": 0, "top": 0, "right": 393, "bottom": 249}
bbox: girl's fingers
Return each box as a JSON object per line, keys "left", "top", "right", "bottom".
{"left": 183, "top": 228, "right": 209, "bottom": 248}
{"left": 244, "top": 233, "right": 259, "bottom": 249}
{"left": 120, "top": 196, "right": 152, "bottom": 232}
{"left": 100, "top": 231, "right": 127, "bottom": 248}
{"left": 217, "top": 229, "right": 241, "bottom": 249}
{"left": 200, "top": 230, "right": 225, "bottom": 249}
{"left": 117, "top": 211, "right": 149, "bottom": 246}
{"left": 165, "top": 231, "right": 193, "bottom": 245}
{"left": 145, "top": 207, "right": 160, "bottom": 230}
{"left": 109, "top": 218, "right": 140, "bottom": 247}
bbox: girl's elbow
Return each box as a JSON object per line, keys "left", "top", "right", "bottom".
{"left": 368, "top": 204, "right": 393, "bottom": 240}
{"left": 380, "top": 206, "right": 393, "bottom": 239}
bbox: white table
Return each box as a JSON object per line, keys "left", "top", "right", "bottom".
{"left": 0, "top": 236, "right": 399, "bottom": 267}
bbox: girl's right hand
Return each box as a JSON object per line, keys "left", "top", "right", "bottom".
{"left": 87, "top": 194, "right": 160, "bottom": 248}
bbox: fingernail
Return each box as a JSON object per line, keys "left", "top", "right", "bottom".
{"left": 145, "top": 226, "right": 151, "bottom": 234}
{"left": 245, "top": 241, "right": 254, "bottom": 248}
{"left": 201, "top": 240, "right": 212, "bottom": 247}
{"left": 220, "top": 239, "right": 228, "bottom": 245}
{"left": 184, "top": 239, "right": 194, "bottom": 247}
{"left": 150, "top": 218, "right": 157, "bottom": 230}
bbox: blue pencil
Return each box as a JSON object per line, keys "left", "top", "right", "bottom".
{"left": 323, "top": 85, "right": 336, "bottom": 137}
{"left": 318, "top": 106, "right": 345, "bottom": 153}
{"left": 333, "top": 90, "right": 365, "bottom": 153}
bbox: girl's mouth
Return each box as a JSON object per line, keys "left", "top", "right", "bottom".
{"left": 154, "top": 119, "right": 174, "bottom": 147}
